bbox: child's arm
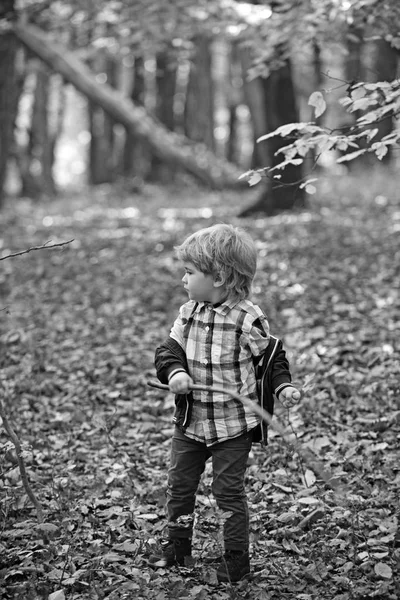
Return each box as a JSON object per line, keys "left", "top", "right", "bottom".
{"left": 270, "top": 343, "right": 301, "bottom": 408}
{"left": 155, "top": 336, "right": 193, "bottom": 393}
{"left": 155, "top": 337, "right": 188, "bottom": 383}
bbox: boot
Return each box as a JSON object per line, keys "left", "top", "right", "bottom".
{"left": 148, "top": 537, "right": 192, "bottom": 568}
{"left": 216, "top": 550, "right": 250, "bottom": 582}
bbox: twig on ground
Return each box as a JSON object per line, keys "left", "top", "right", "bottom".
{"left": 0, "top": 390, "right": 44, "bottom": 523}
{"left": 0, "top": 239, "right": 74, "bottom": 261}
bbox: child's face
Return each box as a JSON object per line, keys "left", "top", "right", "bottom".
{"left": 181, "top": 262, "right": 217, "bottom": 303}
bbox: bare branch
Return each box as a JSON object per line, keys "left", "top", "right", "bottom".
{"left": 0, "top": 239, "right": 74, "bottom": 261}
{"left": 0, "top": 388, "right": 44, "bottom": 523}
{"left": 147, "top": 379, "right": 346, "bottom": 495}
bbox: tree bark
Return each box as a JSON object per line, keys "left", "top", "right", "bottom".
{"left": 240, "top": 59, "right": 305, "bottom": 216}
{"left": 0, "top": 1, "right": 19, "bottom": 205}
{"left": 88, "top": 50, "right": 118, "bottom": 184}
{"left": 21, "top": 61, "right": 57, "bottom": 198}
{"left": 184, "top": 36, "right": 215, "bottom": 150}
{"left": 123, "top": 56, "right": 149, "bottom": 181}
{"left": 151, "top": 49, "right": 178, "bottom": 181}
{"left": 239, "top": 48, "right": 269, "bottom": 169}
{"left": 14, "top": 23, "right": 245, "bottom": 190}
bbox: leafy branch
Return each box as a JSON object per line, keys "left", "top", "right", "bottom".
{"left": 240, "top": 77, "right": 400, "bottom": 189}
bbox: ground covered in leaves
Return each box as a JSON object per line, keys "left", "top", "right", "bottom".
{"left": 0, "top": 170, "right": 399, "bottom": 600}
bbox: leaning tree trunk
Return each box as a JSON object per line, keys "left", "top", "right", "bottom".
{"left": 240, "top": 59, "right": 305, "bottom": 216}
{"left": 14, "top": 23, "right": 245, "bottom": 190}
{"left": 0, "top": 0, "right": 19, "bottom": 205}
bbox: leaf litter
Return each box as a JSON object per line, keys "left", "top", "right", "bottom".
{"left": 0, "top": 176, "right": 399, "bottom": 599}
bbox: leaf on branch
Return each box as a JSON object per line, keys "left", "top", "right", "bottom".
{"left": 257, "top": 122, "right": 315, "bottom": 142}
{"left": 350, "top": 86, "right": 367, "bottom": 100}
{"left": 308, "top": 92, "right": 326, "bottom": 119}
{"left": 238, "top": 169, "right": 254, "bottom": 180}
{"left": 372, "top": 143, "right": 389, "bottom": 160}
{"left": 248, "top": 172, "right": 263, "bottom": 186}
{"left": 351, "top": 98, "right": 372, "bottom": 112}
{"left": 305, "top": 184, "right": 317, "bottom": 195}
{"left": 270, "top": 158, "right": 303, "bottom": 172}
{"left": 337, "top": 148, "right": 368, "bottom": 163}
{"left": 366, "top": 128, "right": 379, "bottom": 141}
{"left": 300, "top": 179, "right": 318, "bottom": 195}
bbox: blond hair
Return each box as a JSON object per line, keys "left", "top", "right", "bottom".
{"left": 176, "top": 224, "right": 257, "bottom": 300}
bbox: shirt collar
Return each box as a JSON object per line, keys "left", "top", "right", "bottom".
{"left": 196, "top": 296, "right": 242, "bottom": 315}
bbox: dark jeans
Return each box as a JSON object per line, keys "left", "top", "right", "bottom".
{"left": 166, "top": 426, "right": 253, "bottom": 552}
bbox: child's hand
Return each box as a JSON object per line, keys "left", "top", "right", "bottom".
{"left": 169, "top": 372, "right": 194, "bottom": 394}
{"left": 279, "top": 386, "right": 301, "bottom": 408}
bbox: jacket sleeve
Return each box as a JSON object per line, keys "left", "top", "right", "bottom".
{"left": 155, "top": 337, "right": 189, "bottom": 384}
{"left": 271, "top": 342, "right": 293, "bottom": 398}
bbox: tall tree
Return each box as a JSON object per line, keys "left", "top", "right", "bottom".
{"left": 151, "top": 48, "right": 178, "bottom": 181}
{"left": 0, "top": 0, "right": 19, "bottom": 205}
{"left": 368, "top": 39, "right": 398, "bottom": 163}
{"left": 184, "top": 36, "right": 215, "bottom": 150}
{"left": 20, "top": 61, "right": 57, "bottom": 198}
{"left": 240, "top": 57, "right": 305, "bottom": 216}
{"left": 123, "top": 56, "right": 149, "bottom": 182}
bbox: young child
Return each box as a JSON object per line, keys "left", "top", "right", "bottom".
{"left": 150, "top": 223, "right": 300, "bottom": 582}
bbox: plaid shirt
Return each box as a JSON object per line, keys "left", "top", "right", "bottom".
{"left": 169, "top": 298, "right": 270, "bottom": 446}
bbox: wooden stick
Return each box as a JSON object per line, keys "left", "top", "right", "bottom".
{"left": 0, "top": 396, "right": 44, "bottom": 522}
{"left": 147, "top": 379, "right": 345, "bottom": 494}
{"left": 0, "top": 239, "right": 74, "bottom": 261}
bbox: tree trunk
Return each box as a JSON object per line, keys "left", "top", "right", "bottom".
{"left": 240, "top": 59, "right": 305, "bottom": 216}
{"left": 340, "top": 26, "right": 368, "bottom": 169}
{"left": 0, "top": 0, "right": 19, "bottom": 205}
{"left": 14, "top": 23, "right": 245, "bottom": 190}
{"left": 20, "top": 61, "right": 56, "bottom": 198}
{"left": 123, "top": 56, "right": 149, "bottom": 182}
{"left": 239, "top": 47, "right": 270, "bottom": 169}
{"left": 369, "top": 39, "right": 398, "bottom": 164}
{"left": 88, "top": 48, "right": 118, "bottom": 185}
{"left": 226, "top": 42, "right": 243, "bottom": 165}
{"left": 151, "top": 49, "right": 178, "bottom": 181}
{"left": 184, "top": 36, "right": 215, "bottom": 150}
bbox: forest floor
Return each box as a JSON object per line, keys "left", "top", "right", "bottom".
{"left": 0, "top": 169, "right": 399, "bottom": 600}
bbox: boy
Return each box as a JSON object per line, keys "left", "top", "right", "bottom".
{"left": 151, "top": 224, "right": 300, "bottom": 582}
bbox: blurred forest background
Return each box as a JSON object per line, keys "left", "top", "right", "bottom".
{"left": 1, "top": 0, "right": 400, "bottom": 213}
{"left": 0, "top": 2, "right": 399, "bottom": 600}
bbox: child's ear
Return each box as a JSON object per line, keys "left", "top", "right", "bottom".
{"left": 213, "top": 272, "right": 226, "bottom": 288}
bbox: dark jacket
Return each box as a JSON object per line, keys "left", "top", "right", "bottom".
{"left": 155, "top": 335, "right": 293, "bottom": 444}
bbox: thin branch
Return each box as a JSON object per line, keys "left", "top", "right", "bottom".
{"left": 0, "top": 391, "right": 44, "bottom": 523}
{"left": 0, "top": 239, "right": 74, "bottom": 261}
{"left": 147, "top": 379, "right": 346, "bottom": 496}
